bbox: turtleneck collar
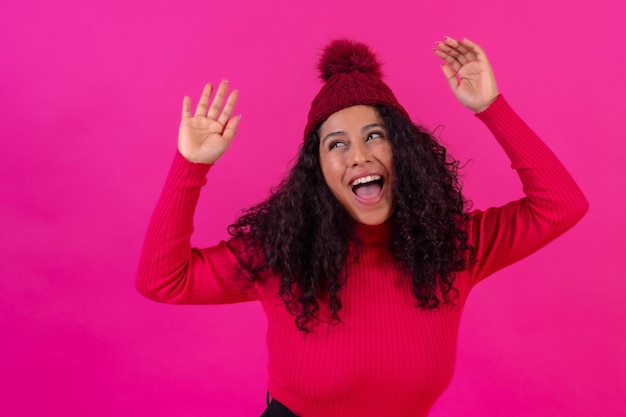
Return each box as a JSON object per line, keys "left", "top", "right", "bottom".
{"left": 353, "top": 218, "right": 393, "bottom": 247}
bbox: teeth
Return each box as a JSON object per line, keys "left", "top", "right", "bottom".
{"left": 351, "top": 175, "right": 381, "bottom": 186}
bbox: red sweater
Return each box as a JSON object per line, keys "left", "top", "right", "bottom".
{"left": 137, "top": 96, "right": 588, "bottom": 417}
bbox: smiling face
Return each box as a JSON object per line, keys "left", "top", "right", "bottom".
{"left": 318, "top": 105, "right": 394, "bottom": 225}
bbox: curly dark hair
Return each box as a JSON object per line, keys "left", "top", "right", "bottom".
{"left": 228, "top": 105, "right": 474, "bottom": 331}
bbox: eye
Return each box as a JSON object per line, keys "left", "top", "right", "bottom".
{"left": 329, "top": 140, "right": 346, "bottom": 150}
{"left": 366, "top": 131, "right": 384, "bottom": 141}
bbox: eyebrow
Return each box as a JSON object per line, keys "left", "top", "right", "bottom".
{"left": 321, "top": 123, "right": 386, "bottom": 145}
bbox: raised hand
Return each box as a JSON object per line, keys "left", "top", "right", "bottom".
{"left": 178, "top": 80, "right": 241, "bottom": 164}
{"left": 433, "top": 37, "right": 499, "bottom": 113}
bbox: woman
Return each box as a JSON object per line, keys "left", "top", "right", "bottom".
{"left": 137, "top": 37, "right": 588, "bottom": 417}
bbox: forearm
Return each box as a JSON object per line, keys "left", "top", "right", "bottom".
{"left": 476, "top": 95, "right": 589, "bottom": 228}
{"left": 468, "top": 96, "right": 589, "bottom": 281}
{"left": 136, "top": 152, "right": 211, "bottom": 302}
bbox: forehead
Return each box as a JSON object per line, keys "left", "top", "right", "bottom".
{"left": 318, "top": 105, "right": 383, "bottom": 136}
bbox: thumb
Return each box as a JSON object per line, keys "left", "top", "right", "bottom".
{"left": 441, "top": 64, "right": 459, "bottom": 91}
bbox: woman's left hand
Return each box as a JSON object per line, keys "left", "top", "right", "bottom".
{"left": 433, "top": 37, "right": 499, "bottom": 113}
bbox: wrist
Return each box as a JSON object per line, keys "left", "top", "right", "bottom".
{"left": 473, "top": 93, "right": 500, "bottom": 113}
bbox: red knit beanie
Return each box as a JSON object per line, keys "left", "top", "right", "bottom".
{"left": 304, "top": 39, "right": 410, "bottom": 141}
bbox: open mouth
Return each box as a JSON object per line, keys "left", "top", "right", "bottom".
{"left": 350, "top": 175, "right": 384, "bottom": 200}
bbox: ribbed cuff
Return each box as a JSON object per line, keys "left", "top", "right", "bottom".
{"left": 167, "top": 150, "right": 213, "bottom": 186}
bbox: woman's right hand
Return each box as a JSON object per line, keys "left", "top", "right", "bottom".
{"left": 178, "top": 80, "right": 241, "bottom": 164}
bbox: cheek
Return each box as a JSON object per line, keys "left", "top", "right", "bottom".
{"left": 319, "top": 160, "right": 333, "bottom": 192}
{"left": 379, "top": 146, "right": 395, "bottom": 189}
{"left": 372, "top": 144, "right": 394, "bottom": 172}
{"left": 383, "top": 144, "right": 394, "bottom": 163}
{"left": 320, "top": 155, "right": 345, "bottom": 186}
{"left": 383, "top": 145, "right": 393, "bottom": 175}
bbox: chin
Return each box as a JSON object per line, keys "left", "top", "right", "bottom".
{"left": 352, "top": 210, "right": 393, "bottom": 226}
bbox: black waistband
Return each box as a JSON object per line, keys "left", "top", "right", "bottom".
{"left": 260, "top": 393, "right": 298, "bottom": 417}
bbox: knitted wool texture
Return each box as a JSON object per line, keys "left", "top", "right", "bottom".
{"left": 304, "top": 39, "right": 410, "bottom": 140}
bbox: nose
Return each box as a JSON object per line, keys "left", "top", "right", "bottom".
{"left": 349, "top": 140, "right": 372, "bottom": 167}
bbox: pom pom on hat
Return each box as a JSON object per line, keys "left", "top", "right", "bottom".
{"left": 305, "top": 38, "right": 409, "bottom": 141}
{"left": 318, "top": 39, "right": 383, "bottom": 82}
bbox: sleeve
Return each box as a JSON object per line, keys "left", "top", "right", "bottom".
{"left": 466, "top": 95, "right": 589, "bottom": 285}
{"left": 136, "top": 151, "right": 262, "bottom": 304}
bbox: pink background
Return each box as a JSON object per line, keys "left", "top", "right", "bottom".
{"left": 1, "top": 0, "right": 624, "bottom": 415}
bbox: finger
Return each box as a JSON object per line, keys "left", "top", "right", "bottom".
{"left": 181, "top": 96, "right": 191, "bottom": 119}
{"left": 442, "top": 37, "right": 472, "bottom": 65}
{"left": 206, "top": 79, "right": 229, "bottom": 120}
{"left": 454, "top": 42, "right": 477, "bottom": 63}
{"left": 434, "top": 42, "right": 463, "bottom": 69}
{"left": 436, "top": 39, "right": 460, "bottom": 57}
{"left": 441, "top": 64, "right": 459, "bottom": 90}
{"left": 194, "top": 83, "right": 213, "bottom": 117}
{"left": 222, "top": 115, "right": 241, "bottom": 143}
{"left": 217, "top": 89, "right": 239, "bottom": 126}
{"left": 433, "top": 47, "right": 462, "bottom": 72}
{"left": 442, "top": 36, "right": 461, "bottom": 50}
{"left": 461, "top": 38, "right": 488, "bottom": 63}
